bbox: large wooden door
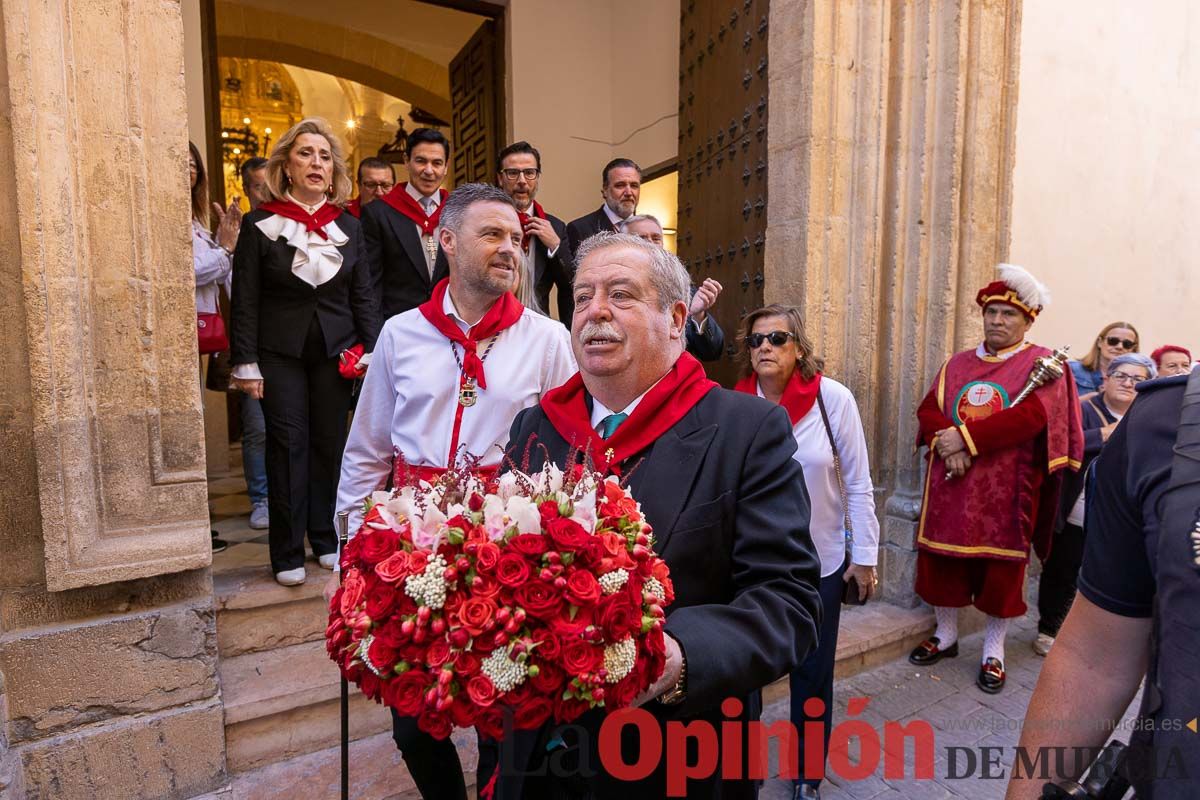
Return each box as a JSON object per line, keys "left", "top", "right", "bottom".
{"left": 449, "top": 19, "right": 503, "bottom": 186}
{"left": 677, "top": 0, "right": 770, "bottom": 387}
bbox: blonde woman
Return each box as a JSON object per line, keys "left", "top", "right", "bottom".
{"left": 229, "top": 118, "right": 382, "bottom": 586}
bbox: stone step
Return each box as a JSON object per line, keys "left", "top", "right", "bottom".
{"left": 214, "top": 564, "right": 330, "bottom": 658}
{"left": 219, "top": 639, "right": 393, "bottom": 773}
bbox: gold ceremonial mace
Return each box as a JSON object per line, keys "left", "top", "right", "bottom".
{"left": 944, "top": 346, "right": 1072, "bottom": 480}
{"left": 336, "top": 510, "right": 350, "bottom": 800}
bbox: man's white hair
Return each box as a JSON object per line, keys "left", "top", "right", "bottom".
{"left": 574, "top": 231, "right": 689, "bottom": 312}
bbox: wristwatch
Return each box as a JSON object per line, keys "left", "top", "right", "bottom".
{"left": 658, "top": 641, "right": 688, "bottom": 705}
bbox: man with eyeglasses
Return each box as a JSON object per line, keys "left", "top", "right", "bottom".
{"left": 494, "top": 141, "right": 574, "bottom": 324}
{"left": 907, "top": 264, "right": 1084, "bottom": 695}
{"left": 344, "top": 157, "right": 396, "bottom": 218}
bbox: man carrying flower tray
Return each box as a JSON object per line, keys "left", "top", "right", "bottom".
{"left": 330, "top": 183, "right": 576, "bottom": 800}
{"left": 492, "top": 232, "right": 823, "bottom": 798}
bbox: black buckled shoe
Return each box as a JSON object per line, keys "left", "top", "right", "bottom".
{"left": 908, "top": 636, "right": 959, "bottom": 666}
{"left": 977, "top": 657, "right": 1006, "bottom": 693}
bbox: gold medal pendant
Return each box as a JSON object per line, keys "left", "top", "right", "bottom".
{"left": 459, "top": 382, "right": 477, "bottom": 407}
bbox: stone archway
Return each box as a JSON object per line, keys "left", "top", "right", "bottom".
{"left": 215, "top": 0, "right": 453, "bottom": 122}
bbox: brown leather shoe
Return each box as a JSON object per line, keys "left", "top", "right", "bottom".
{"left": 977, "top": 657, "right": 1006, "bottom": 693}
{"left": 908, "top": 636, "right": 959, "bottom": 666}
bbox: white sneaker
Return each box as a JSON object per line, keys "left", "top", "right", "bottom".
{"left": 274, "top": 567, "right": 306, "bottom": 586}
{"left": 249, "top": 500, "right": 269, "bottom": 530}
{"left": 1033, "top": 632, "right": 1054, "bottom": 656}
{"left": 318, "top": 553, "right": 339, "bottom": 570}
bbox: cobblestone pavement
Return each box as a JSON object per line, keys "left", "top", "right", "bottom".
{"left": 756, "top": 609, "right": 1140, "bottom": 800}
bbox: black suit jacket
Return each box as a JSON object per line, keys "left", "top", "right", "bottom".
{"left": 530, "top": 212, "right": 575, "bottom": 324}
{"left": 362, "top": 197, "right": 449, "bottom": 320}
{"left": 565, "top": 206, "right": 618, "bottom": 256}
{"left": 496, "top": 387, "right": 821, "bottom": 799}
{"left": 230, "top": 208, "right": 382, "bottom": 364}
{"left": 685, "top": 315, "right": 726, "bottom": 362}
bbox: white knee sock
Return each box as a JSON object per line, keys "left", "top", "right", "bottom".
{"left": 983, "top": 616, "right": 1009, "bottom": 664}
{"left": 933, "top": 605, "right": 959, "bottom": 647}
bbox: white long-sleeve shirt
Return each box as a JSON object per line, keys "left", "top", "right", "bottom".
{"left": 192, "top": 219, "right": 231, "bottom": 314}
{"left": 335, "top": 289, "right": 577, "bottom": 534}
{"left": 759, "top": 377, "right": 880, "bottom": 577}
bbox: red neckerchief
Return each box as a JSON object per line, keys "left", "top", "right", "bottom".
{"left": 258, "top": 199, "right": 342, "bottom": 240}
{"left": 379, "top": 183, "right": 448, "bottom": 235}
{"left": 733, "top": 369, "right": 822, "bottom": 425}
{"left": 540, "top": 353, "right": 719, "bottom": 473}
{"left": 417, "top": 278, "right": 524, "bottom": 390}
{"left": 344, "top": 197, "right": 361, "bottom": 218}
{"left": 517, "top": 201, "right": 547, "bottom": 252}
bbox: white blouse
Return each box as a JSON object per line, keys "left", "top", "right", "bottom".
{"left": 760, "top": 377, "right": 880, "bottom": 577}
{"left": 192, "top": 219, "right": 230, "bottom": 314}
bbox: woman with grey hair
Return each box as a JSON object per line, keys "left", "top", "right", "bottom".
{"left": 1034, "top": 352, "right": 1156, "bottom": 654}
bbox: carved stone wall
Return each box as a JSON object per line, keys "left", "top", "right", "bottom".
{"left": 0, "top": 0, "right": 224, "bottom": 795}
{"left": 766, "top": 0, "right": 1023, "bottom": 605}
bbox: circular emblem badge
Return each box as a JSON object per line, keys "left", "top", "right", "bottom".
{"left": 953, "top": 381, "right": 1009, "bottom": 425}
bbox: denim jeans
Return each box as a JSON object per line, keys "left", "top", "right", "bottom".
{"left": 240, "top": 394, "right": 268, "bottom": 504}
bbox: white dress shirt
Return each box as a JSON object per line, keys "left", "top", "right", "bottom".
{"left": 602, "top": 203, "right": 629, "bottom": 228}
{"left": 759, "top": 377, "right": 880, "bottom": 577}
{"left": 336, "top": 289, "right": 577, "bottom": 534}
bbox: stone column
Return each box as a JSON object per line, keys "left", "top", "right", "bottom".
{"left": 765, "top": 0, "right": 1023, "bottom": 605}
{"left": 0, "top": 0, "right": 224, "bottom": 796}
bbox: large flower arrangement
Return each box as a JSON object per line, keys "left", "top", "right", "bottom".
{"left": 325, "top": 461, "right": 673, "bottom": 740}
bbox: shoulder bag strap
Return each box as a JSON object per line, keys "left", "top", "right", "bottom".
{"left": 816, "top": 389, "right": 853, "bottom": 543}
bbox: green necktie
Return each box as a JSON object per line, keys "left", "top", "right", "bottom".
{"left": 598, "top": 412, "right": 628, "bottom": 439}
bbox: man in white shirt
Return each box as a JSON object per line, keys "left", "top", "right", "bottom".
{"left": 330, "top": 183, "right": 576, "bottom": 800}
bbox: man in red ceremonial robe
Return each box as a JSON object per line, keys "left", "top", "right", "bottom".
{"left": 486, "top": 232, "right": 822, "bottom": 799}
{"left": 331, "top": 184, "right": 575, "bottom": 800}
{"left": 908, "top": 263, "right": 1083, "bottom": 694}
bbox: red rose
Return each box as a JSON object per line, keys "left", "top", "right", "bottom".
{"left": 529, "top": 660, "right": 565, "bottom": 694}
{"left": 383, "top": 670, "right": 430, "bottom": 715}
{"left": 359, "top": 670, "right": 382, "bottom": 702}
{"left": 530, "top": 628, "right": 561, "bottom": 660}
{"left": 373, "top": 619, "right": 406, "bottom": 650}
{"left": 450, "top": 694, "right": 477, "bottom": 728}
{"left": 560, "top": 639, "right": 603, "bottom": 676}
{"left": 514, "top": 696, "right": 553, "bottom": 730}
{"left": 606, "top": 671, "right": 642, "bottom": 708}
{"left": 644, "top": 627, "right": 666, "bottom": 657}
{"left": 339, "top": 569, "right": 366, "bottom": 615}
{"left": 495, "top": 553, "right": 532, "bottom": 588}
{"left": 597, "top": 592, "right": 639, "bottom": 641}
{"left": 374, "top": 550, "right": 412, "bottom": 584}
{"left": 455, "top": 650, "right": 481, "bottom": 676}
{"left": 509, "top": 533, "right": 548, "bottom": 557}
{"left": 514, "top": 582, "right": 563, "bottom": 621}
{"left": 466, "top": 674, "right": 498, "bottom": 707}
{"left": 476, "top": 705, "right": 507, "bottom": 740}
{"left": 553, "top": 694, "right": 592, "bottom": 724}
{"left": 426, "top": 638, "right": 452, "bottom": 667}
{"left": 358, "top": 528, "right": 400, "bottom": 565}
{"left": 546, "top": 518, "right": 591, "bottom": 552}
{"left": 474, "top": 541, "right": 501, "bottom": 572}
{"left": 408, "top": 550, "right": 429, "bottom": 574}
{"left": 564, "top": 570, "right": 601, "bottom": 606}
{"left": 538, "top": 500, "right": 561, "bottom": 526}
{"left": 443, "top": 589, "right": 464, "bottom": 615}
{"left": 548, "top": 605, "right": 593, "bottom": 639}
{"left": 455, "top": 596, "right": 497, "bottom": 637}
{"left": 418, "top": 709, "right": 453, "bottom": 740}
{"left": 472, "top": 573, "right": 501, "bottom": 599}
{"left": 365, "top": 580, "right": 396, "bottom": 619}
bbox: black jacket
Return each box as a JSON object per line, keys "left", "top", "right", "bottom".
{"left": 685, "top": 315, "right": 726, "bottom": 362}
{"left": 361, "top": 197, "right": 449, "bottom": 320}
{"left": 230, "top": 208, "right": 381, "bottom": 364}
{"left": 565, "top": 206, "right": 618, "bottom": 256}
{"left": 495, "top": 386, "right": 822, "bottom": 799}
{"left": 529, "top": 212, "right": 575, "bottom": 324}
{"left": 1056, "top": 394, "right": 1120, "bottom": 530}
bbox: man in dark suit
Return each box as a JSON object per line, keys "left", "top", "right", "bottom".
{"left": 361, "top": 128, "right": 451, "bottom": 319}
{"left": 620, "top": 214, "right": 727, "bottom": 362}
{"left": 343, "top": 156, "right": 395, "bottom": 218}
{"left": 490, "top": 232, "right": 822, "bottom": 799}
{"left": 495, "top": 140, "right": 574, "bottom": 324}
{"left": 565, "top": 158, "right": 642, "bottom": 255}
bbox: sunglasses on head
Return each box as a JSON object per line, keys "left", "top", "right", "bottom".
{"left": 1105, "top": 336, "right": 1137, "bottom": 350}
{"left": 745, "top": 331, "right": 795, "bottom": 349}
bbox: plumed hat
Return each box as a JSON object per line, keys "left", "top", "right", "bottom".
{"left": 975, "top": 263, "right": 1051, "bottom": 321}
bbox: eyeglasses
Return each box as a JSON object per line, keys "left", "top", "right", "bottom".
{"left": 1105, "top": 336, "right": 1137, "bottom": 350}
{"left": 1107, "top": 371, "right": 1145, "bottom": 385}
{"left": 500, "top": 168, "right": 540, "bottom": 181}
{"left": 745, "top": 331, "right": 795, "bottom": 349}
{"left": 361, "top": 181, "right": 394, "bottom": 192}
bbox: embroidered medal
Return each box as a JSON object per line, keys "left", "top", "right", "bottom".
{"left": 459, "top": 381, "right": 478, "bottom": 407}
{"left": 953, "top": 380, "right": 1010, "bottom": 425}
{"left": 450, "top": 335, "right": 499, "bottom": 409}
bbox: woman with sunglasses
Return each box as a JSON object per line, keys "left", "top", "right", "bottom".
{"left": 1035, "top": 352, "right": 1156, "bottom": 657}
{"left": 1069, "top": 321, "right": 1140, "bottom": 396}
{"left": 735, "top": 305, "right": 879, "bottom": 800}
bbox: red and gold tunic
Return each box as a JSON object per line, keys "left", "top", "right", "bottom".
{"left": 915, "top": 341, "right": 1083, "bottom": 563}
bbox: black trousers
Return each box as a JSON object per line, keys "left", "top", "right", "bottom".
{"left": 258, "top": 319, "right": 352, "bottom": 573}
{"left": 1037, "top": 522, "right": 1086, "bottom": 636}
{"left": 390, "top": 711, "right": 467, "bottom": 800}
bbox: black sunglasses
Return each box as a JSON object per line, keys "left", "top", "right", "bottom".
{"left": 1105, "top": 336, "right": 1137, "bottom": 350}
{"left": 745, "top": 331, "right": 795, "bottom": 349}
